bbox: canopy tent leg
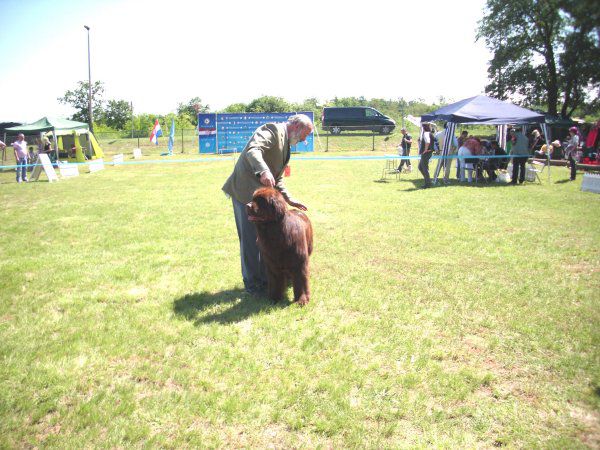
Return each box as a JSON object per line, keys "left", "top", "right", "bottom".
{"left": 541, "top": 122, "right": 551, "bottom": 181}
{"left": 496, "top": 124, "right": 507, "bottom": 151}
{"left": 433, "top": 122, "right": 456, "bottom": 184}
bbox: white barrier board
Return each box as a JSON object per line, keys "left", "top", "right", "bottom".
{"left": 581, "top": 173, "right": 600, "bottom": 194}
{"left": 58, "top": 161, "right": 79, "bottom": 178}
{"left": 113, "top": 153, "right": 124, "bottom": 165}
{"left": 133, "top": 148, "right": 142, "bottom": 159}
{"left": 30, "top": 154, "right": 59, "bottom": 182}
{"left": 89, "top": 158, "right": 105, "bottom": 173}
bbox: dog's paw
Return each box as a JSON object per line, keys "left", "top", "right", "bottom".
{"left": 296, "top": 296, "right": 310, "bottom": 307}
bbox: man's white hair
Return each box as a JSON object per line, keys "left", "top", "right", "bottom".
{"left": 287, "top": 114, "right": 313, "bottom": 129}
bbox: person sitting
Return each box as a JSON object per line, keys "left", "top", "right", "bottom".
{"left": 467, "top": 137, "right": 485, "bottom": 181}
{"left": 458, "top": 138, "right": 481, "bottom": 183}
{"left": 479, "top": 140, "right": 497, "bottom": 181}
{"left": 529, "top": 129, "right": 545, "bottom": 154}
{"left": 535, "top": 140, "right": 560, "bottom": 159}
{"left": 490, "top": 140, "right": 509, "bottom": 168}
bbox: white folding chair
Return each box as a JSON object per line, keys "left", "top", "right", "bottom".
{"left": 526, "top": 160, "right": 546, "bottom": 183}
{"left": 381, "top": 157, "right": 399, "bottom": 180}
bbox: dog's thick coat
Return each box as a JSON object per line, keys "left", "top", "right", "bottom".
{"left": 246, "top": 187, "right": 313, "bottom": 305}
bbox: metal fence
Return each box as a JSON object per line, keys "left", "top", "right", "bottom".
{"left": 93, "top": 127, "right": 404, "bottom": 154}
{"left": 94, "top": 128, "right": 199, "bottom": 154}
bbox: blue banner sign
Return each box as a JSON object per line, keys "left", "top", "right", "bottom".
{"left": 198, "top": 112, "right": 314, "bottom": 154}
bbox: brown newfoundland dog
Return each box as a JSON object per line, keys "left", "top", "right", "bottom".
{"left": 246, "top": 187, "right": 313, "bottom": 305}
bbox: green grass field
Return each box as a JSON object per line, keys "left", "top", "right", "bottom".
{"left": 1, "top": 152, "right": 599, "bottom": 448}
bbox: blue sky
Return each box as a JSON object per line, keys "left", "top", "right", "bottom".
{"left": 0, "top": 0, "right": 491, "bottom": 122}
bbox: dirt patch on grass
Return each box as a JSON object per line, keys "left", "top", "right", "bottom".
{"left": 183, "top": 419, "right": 333, "bottom": 448}
{"left": 33, "top": 410, "right": 62, "bottom": 444}
{"left": 0, "top": 314, "right": 14, "bottom": 323}
{"left": 563, "top": 261, "right": 599, "bottom": 276}
{"left": 571, "top": 406, "right": 600, "bottom": 448}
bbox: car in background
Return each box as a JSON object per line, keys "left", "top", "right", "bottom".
{"left": 321, "top": 107, "right": 396, "bottom": 135}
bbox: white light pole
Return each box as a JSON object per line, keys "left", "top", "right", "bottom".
{"left": 84, "top": 25, "right": 93, "bottom": 134}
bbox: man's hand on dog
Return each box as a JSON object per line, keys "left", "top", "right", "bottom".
{"left": 259, "top": 170, "right": 275, "bottom": 187}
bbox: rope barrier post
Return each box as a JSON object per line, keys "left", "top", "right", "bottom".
{"left": 372, "top": 131, "right": 375, "bottom": 151}
{"left": 181, "top": 127, "right": 184, "bottom": 154}
{"left": 326, "top": 133, "right": 329, "bottom": 152}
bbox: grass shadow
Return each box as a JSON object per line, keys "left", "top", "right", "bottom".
{"left": 172, "top": 288, "right": 288, "bottom": 325}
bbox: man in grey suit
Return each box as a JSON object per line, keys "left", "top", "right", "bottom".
{"left": 222, "top": 114, "right": 314, "bottom": 296}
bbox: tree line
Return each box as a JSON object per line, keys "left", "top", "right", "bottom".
{"left": 58, "top": 83, "right": 442, "bottom": 136}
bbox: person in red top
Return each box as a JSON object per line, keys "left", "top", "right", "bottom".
{"left": 585, "top": 120, "right": 600, "bottom": 162}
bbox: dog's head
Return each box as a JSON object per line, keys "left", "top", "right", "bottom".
{"left": 246, "top": 187, "right": 287, "bottom": 223}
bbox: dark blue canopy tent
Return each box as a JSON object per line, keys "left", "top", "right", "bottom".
{"left": 420, "top": 95, "right": 548, "bottom": 183}
{"left": 421, "top": 95, "right": 545, "bottom": 124}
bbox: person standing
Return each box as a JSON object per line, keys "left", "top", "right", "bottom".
{"left": 509, "top": 128, "right": 528, "bottom": 184}
{"left": 565, "top": 126, "right": 580, "bottom": 181}
{"left": 418, "top": 123, "right": 435, "bottom": 188}
{"left": 222, "top": 114, "right": 313, "bottom": 296}
{"left": 12, "top": 133, "right": 28, "bottom": 183}
{"left": 396, "top": 128, "right": 413, "bottom": 172}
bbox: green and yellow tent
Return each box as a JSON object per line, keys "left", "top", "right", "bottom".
{"left": 7, "top": 117, "right": 103, "bottom": 162}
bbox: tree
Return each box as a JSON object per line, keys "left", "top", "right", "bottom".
{"left": 103, "top": 100, "right": 132, "bottom": 130}
{"left": 292, "top": 97, "right": 323, "bottom": 125}
{"left": 222, "top": 103, "right": 248, "bottom": 113}
{"left": 477, "top": 0, "right": 600, "bottom": 116}
{"left": 557, "top": 0, "right": 600, "bottom": 115}
{"left": 176, "top": 97, "right": 210, "bottom": 125}
{"left": 57, "top": 81, "right": 105, "bottom": 124}
{"left": 246, "top": 96, "right": 291, "bottom": 112}
{"left": 329, "top": 96, "right": 368, "bottom": 108}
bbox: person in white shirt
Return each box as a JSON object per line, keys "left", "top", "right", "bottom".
{"left": 12, "top": 133, "right": 28, "bottom": 183}
{"left": 457, "top": 144, "right": 474, "bottom": 183}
